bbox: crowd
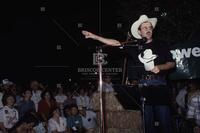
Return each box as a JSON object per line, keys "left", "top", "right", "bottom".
{"left": 0, "top": 79, "right": 99, "bottom": 133}
{"left": 0, "top": 77, "right": 200, "bottom": 133}
{"left": 171, "top": 79, "right": 200, "bottom": 133}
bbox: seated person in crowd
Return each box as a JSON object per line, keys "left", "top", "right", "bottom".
{"left": 79, "top": 107, "right": 97, "bottom": 133}
{"left": 75, "top": 88, "right": 91, "bottom": 110}
{"left": 64, "top": 91, "right": 76, "bottom": 107}
{"left": 30, "top": 80, "right": 43, "bottom": 112}
{"left": 54, "top": 84, "right": 67, "bottom": 115}
{"left": 48, "top": 108, "right": 68, "bottom": 133}
{"left": 102, "top": 76, "right": 114, "bottom": 93}
{"left": 0, "top": 93, "right": 19, "bottom": 132}
{"left": 17, "top": 89, "right": 36, "bottom": 118}
{"left": 186, "top": 80, "right": 200, "bottom": 133}
{"left": 67, "top": 104, "right": 83, "bottom": 133}
{"left": 37, "top": 90, "right": 57, "bottom": 127}
{"left": 176, "top": 82, "right": 189, "bottom": 115}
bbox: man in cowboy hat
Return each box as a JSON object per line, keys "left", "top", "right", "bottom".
{"left": 82, "top": 14, "right": 175, "bottom": 133}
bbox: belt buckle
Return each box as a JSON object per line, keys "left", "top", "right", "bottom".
{"left": 146, "top": 75, "right": 150, "bottom": 80}
{"left": 146, "top": 74, "right": 154, "bottom": 80}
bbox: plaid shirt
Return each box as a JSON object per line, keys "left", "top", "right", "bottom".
{"left": 187, "top": 92, "right": 200, "bottom": 126}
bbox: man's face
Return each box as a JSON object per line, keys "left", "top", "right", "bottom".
{"left": 138, "top": 21, "right": 153, "bottom": 40}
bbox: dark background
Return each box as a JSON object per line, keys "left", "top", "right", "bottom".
{"left": 0, "top": 0, "right": 200, "bottom": 85}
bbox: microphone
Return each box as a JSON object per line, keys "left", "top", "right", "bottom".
{"left": 121, "top": 37, "right": 147, "bottom": 45}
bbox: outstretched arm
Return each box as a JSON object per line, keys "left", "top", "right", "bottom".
{"left": 82, "top": 30, "right": 121, "bottom": 46}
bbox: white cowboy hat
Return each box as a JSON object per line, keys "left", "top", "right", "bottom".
{"left": 131, "top": 15, "right": 157, "bottom": 39}
{"left": 138, "top": 49, "right": 157, "bottom": 71}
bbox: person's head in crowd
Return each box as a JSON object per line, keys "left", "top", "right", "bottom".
{"left": 91, "top": 82, "right": 97, "bottom": 90}
{"left": 64, "top": 105, "right": 71, "bottom": 117}
{"left": 64, "top": 91, "right": 77, "bottom": 107}
{"left": 41, "top": 90, "right": 54, "bottom": 101}
{"left": 9, "top": 84, "right": 17, "bottom": 95}
{"left": 22, "top": 89, "right": 32, "bottom": 100}
{"left": 88, "top": 87, "right": 94, "bottom": 97}
{"left": 50, "top": 107, "right": 61, "bottom": 119}
{"left": 89, "top": 82, "right": 98, "bottom": 93}
{"left": 79, "top": 87, "right": 85, "bottom": 96}
{"left": 188, "top": 79, "right": 200, "bottom": 91}
{"left": 103, "top": 75, "right": 112, "bottom": 84}
{"left": 66, "top": 91, "right": 72, "bottom": 97}
{"left": 0, "top": 79, "right": 14, "bottom": 93}
{"left": 56, "top": 83, "right": 65, "bottom": 95}
{"left": 30, "top": 80, "right": 40, "bottom": 91}
{"left": 70, "top": 104, "right": 79, "bottom": 116}
{"left": 2, "top": 93, "right": 16, "bottom": 107}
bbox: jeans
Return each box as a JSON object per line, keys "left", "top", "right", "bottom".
{"left": 144, "top": 105, "right": 173, "bottom": 133}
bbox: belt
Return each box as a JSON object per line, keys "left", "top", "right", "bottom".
{"left": 141, "top": 74, "right": 165, "bottom": 80}
{"left": 139, "top": 74, "right": 167, "bottom": 86}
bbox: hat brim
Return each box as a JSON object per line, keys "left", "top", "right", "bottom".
{"left": 131, "top": 15, "right": 157, "bottom": 39}
{"left": 138, "top": 53, "right": 157, "bottom": 64}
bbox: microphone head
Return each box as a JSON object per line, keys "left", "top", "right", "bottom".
{"left": 141, "top": 37, "right": 147, "bottom": 43}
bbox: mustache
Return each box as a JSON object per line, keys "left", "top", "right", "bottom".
{"left": 146, "top": 31, "right": 152, "bottom": 34}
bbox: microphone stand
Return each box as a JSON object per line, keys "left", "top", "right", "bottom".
{"left": 96, "top": 46, "right": 105, "bottom": 133}
{"left": 93, "top": 37, "right": 146, "bottom": 132}
{"left": 141, "top": 96, "right": 146, "bottom": 133}
{"left": 120, "top": 36, "right": 146, "bottom": 133}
